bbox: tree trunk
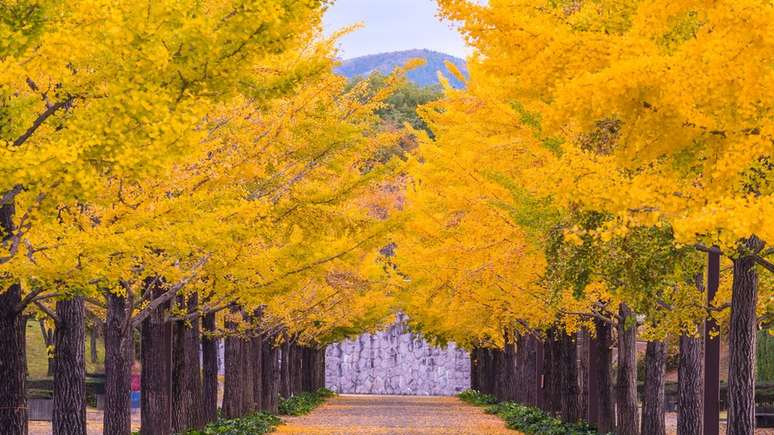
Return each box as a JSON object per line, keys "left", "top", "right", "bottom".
{"left": 504, "top": 338, "right": 518, "bottom": 402}
{"left": 201, "top": 313, "right": 219, "bottom": 424}
{"left": 252, "top": 334, "right": 263, "bottom": 410}
{"left": 515, "top": 334, "right": 526, "bottom": 403}
{"left": 292, "top": 344, "right": 303, "bottom": 396}
{"left": 53, "top": 297, "right": 87, "bottom": 435}
{"left": 140, "top": 290, "right": 172, "bottom": 435}
{"left": 104, "top": 293, "right": 134, "bottom": 435}
{"left": 559, "top": 331, "right": 581, "bottom": 424}
{"left": 470, "top": 348, "right": 479, "bottom": 391}
{"left": 89, "top": 325, "right": 99, "bottom": 364}
{"left": 222, "top": 315, "right": 243, "bottom": 419}
{"left": 280, "top": 341, "right": 292, "bottom": 399}
{"left": 185, "top": 297, "right": 204, "bottom": 429}
{"left": 616, "top": 304, "right": 639, "bottom": 435}
{"left": 317, "top": 347, "right": 326, "bottom": 390}
{"left": 590, "top": 318, "right": 615, "bottom": 433}
{"left": 545, "top": 328, "right": 562, "bottom": 415}
{"left": 524, "top": 335, "right": 538, "bottom": 406}
{"left": 577, "top": 329, "right": 590, "bottom": 419}
{"left": 241, "top": 337, "right": 255, "bottom": 413}
{"left": 678, "top": 332, "right": 703, "bottom": 435}
{"left": 0, "top": 283, "right": 27, "bottom": 435}
{"left": 726, "top": 238, "right": 762, "bottom": 435}
{"left": 641, "top": 341, "right": 666, "bottom": 435}
{"left": 39, "top": 320, "right": 56, "bottom": 377}
{"left": 261, "top": 337, "right": 280, "bottom": 413}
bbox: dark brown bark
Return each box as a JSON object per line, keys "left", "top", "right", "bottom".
{"left": 523, "top": 335, "right": 538, "bottom": 406}
{"left": 577, "top": 329, "right": 590, "bottom": 419}
{"left": 140, "top": 289, "right": 172, "bottom": 435}
{"left": 104, "top": 293, "right": 134, "bottom": 435}
{"left": 515, "top": 335, "right": 526, "bottom": 403}
{"left": 559, "top": 331, "right": 581, "bottom": 423}
{"left": 0, "top": 283, "right": 27, "bottom": 435}
{"left": 544, "top": 328, "right": 562, "bottom": 415}
{"left": 171, "top": 294, "right": 204, "bottom": 432}
{"left": 678, "top": 332, "right": 703, "bottom": 435}
{"left": 252, "top": 334, "right": 263, "bottom": 410}
{"left": 280, "top": 341, "right": 292, "bottom": 399}
{"left": 201, "top": 313, "right": 219, "bottom": 424}
{"left": 261, "top": 337, "right": 280, "bottom": 413}
{"left": 316, "top": 347, "right": 326, "bottom": 390}
{"left": 589, "top": 318, "right": 615, "bottom": 433}
{"left": 291, "top": 344, "right": 303, "bottom": 396}
{"left": 53, "top": 297, "right": 87, "bottom": 435}
{"left": 470, "top": 348, "right": 479, "bottom": 391}
{"left": 726, "top": 238, "right": 762, "bottom": 435}
{"left": 241, "top": 337, "right": 255, "bottom": 413}
{"left": 504, "top": 338, "right": 517, "bottom": 402}
{"left": 222, "top": 314, "right": 243, "bottom": 419}
{"left": 616, "top": 304, "right": 640, "bottom": 435}
{"left": 641, "top": 341, "right": 666, "bottom": 435}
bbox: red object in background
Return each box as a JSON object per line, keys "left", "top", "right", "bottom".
{"left": 131, "top": 373, "right": 141, "bottom": 392}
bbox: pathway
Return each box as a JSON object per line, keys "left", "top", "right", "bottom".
{"left": 276, "top": 394, "right": 515, "bottom": 434}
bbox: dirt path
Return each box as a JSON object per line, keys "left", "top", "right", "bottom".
{"left": 276, "top": 394, "right": 516, "bottom": 434}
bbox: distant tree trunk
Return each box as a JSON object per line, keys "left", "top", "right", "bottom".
{"left": 559, "top": 331, "right": 581, "bottom": 423}
{"left": 171, "top": 295, "right": 204, "bottom": 432}
{"left": 515, "top": 334, "right": 526, "bottom": 403}
{"left": 504, "top": 338, "right": 518, "bottom": 402}
{"left": 89, "top": 325, "right": 99, "bottom": 364}
{"left": 470, "top": 348, "right": 479, "bottom": 391}
{"left": 616, "top": 304, "right": 639, "bottom": 435}
{"left": 261, "top": 337, "right": 280, "bottom": 413}
{"left": 544, "top": 328, "right": 562, "bottom": 415}
{"left": 201, "top": 312, "right": 219, "bottom": 424}
{"left": 641, "top": 340, "right": 666, "bottom": 435}
{"left": 252, "top": 334, "right": 263, "bottom": 410}
{"left": 317, "top": 347, "right": 326, "bottom": 390}
{"left": 590, "top": 318, "right": 615, "bottom": 433}
{"left": 678, "top": 332, "right": 703, "bottom": 435}
{"left": 39, "top": 319, "right": 56, "bottom": 377}
{"left": 104, "top": 293, "right": 134, "bottom": 435}
{"left": 280, "top": 341, "right": 292, "bottom": 398}
{"left": 577, "top": 329, "right": 590, "bottom": 419}
{"left": 0, "top": 283, "right": 27, "bottom": 435}
{"left": 241, "top": 337, "right": 255, "bottom": 413}
{"left": 140, "top": 290, "right": 172, "bottom": 435}
{"left": 292, "top": 345, "right": 303, "bottom": 396}
{"left": 53, "top": 297, "right": 86, "bottom": 435}
{"left": 726, "top": 237, "right": 763, "bottom": 435}
{"left": 222, "top": 312, "right": 243, "bottom": 419}
{"left": 524, "top": 335, "right": 538, "bottom": 406}
{"left": 493, "top": 347, "right": 506, "bottom": 401}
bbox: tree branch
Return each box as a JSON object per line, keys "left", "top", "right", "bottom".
{"left": 130, "top": 256, "right": 210, "bottom": 328}
{"left": 755, "top": 256, "right": 774, "bottom": 274}
{"left": 33, "top": 301, "right": 60, "bottom": 324}
{"left": 13, "top": 97, "right": 75, "bottom": 147}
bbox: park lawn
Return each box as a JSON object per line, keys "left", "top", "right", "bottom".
{"left": 26, "top": 322, "right": 105, "bottom": 379}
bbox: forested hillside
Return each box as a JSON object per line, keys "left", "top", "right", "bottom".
{"left": 336, "top": 49, "right": 468, "bottom": 88}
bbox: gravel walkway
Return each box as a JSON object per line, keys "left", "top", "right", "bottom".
{"left": 276, "top": 394, "right": 515, "bottom": 434}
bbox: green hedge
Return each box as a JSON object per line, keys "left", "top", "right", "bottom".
{"left": 278, "top": 388, "right": 336, "bottom": 416}
{"left": 180, "top": 412, "right": 281, "bottom": 435}
{"left": 458, "top": 389, "right": 601, "bottom": 435}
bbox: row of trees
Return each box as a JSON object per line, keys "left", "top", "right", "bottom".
{"left": 394, "top": 1, "right": 772, "bottom": 435}
{"left": 0, "top": 1, "right": 410, "bottom": 434}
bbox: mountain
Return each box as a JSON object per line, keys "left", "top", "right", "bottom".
{"left": 335, "top": 49, "right": 468, "bottom": 89}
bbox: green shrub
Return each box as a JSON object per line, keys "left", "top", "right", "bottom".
{"left": 180, "top": 412, "right": 281, "bottom": 435}
{"left": 458, "top": 389, "right": 602, "bottom": 435}
{"left": 457, "top": 389, "right": 498, "bottom": 406}
{"left": 278, "top": 388, "right": 336, "bottom": 416}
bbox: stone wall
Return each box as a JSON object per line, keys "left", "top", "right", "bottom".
{"left": 325, "top": 313, "right": 470, "bottom": 396}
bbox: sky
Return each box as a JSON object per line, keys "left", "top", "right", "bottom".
{"left": 323, "top": 0, "right": 471, "bottom": 59}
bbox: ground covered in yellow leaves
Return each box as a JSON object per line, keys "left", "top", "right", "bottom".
{"left": 277, "top": 394, "right": 515, "bottom": 434}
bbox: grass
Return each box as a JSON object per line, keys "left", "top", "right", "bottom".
{"left": 26, "top": 321, "right": 105, "bottom": 379}
{"left": 458, "top": 389, "right": 603, "bottom": 435}
{"left": 278, "top": 388, "right": 336, "bottom": 416}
